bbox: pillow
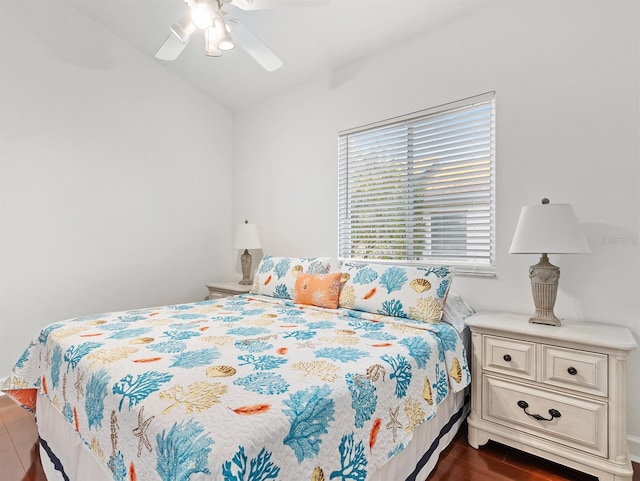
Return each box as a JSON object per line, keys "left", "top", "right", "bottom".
{"left": 251, "top": 256, "right": 332, "bottom": 300}
{"left": 338, "top": 262, "right": 454, "bottom": 323}
{"left": 294, "top": 272, "right": 342, "bottom": 309}
{"left": 442, "top": 293, "right": 475, "bottom": 333}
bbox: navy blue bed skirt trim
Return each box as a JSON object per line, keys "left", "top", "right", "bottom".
{"left": 405, "top": 393, "right": 470, "bottom": 481}
{"left": 39, "top": 436, "right": 70, "bottom": 481}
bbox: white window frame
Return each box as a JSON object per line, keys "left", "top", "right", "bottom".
{"left": 338, "top": 92, "right": 496, "bottom": 276}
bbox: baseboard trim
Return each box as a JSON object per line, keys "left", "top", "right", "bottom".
{"left": 0, "top": 376, "right": 7, "bottom": 395}
{"left": 628, "top": 434, "right": 640, "bottom": 463}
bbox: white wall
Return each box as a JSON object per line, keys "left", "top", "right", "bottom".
{"left": 0, "top": 2, "right": 234, "bottom": 376}
{"left": 233, "top": 0, "right": 640, "bottom": 453}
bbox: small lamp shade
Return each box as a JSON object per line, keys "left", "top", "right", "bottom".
{"left": 234, "top": 222, "right": 261, "bottom": 250}
{"left": 509, "top": 199, "right": 590, "bottom": 326}
{"left": 234, "top": 221, "right": 261, "bottom": 285}
{"left": 509, "top": 201, "right": 590, "bottom": 254}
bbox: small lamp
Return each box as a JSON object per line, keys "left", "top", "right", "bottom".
{"left": 234, "top": 220, "right": 261, "bottom": 285}
{"left": 509, "top": 198, "right": 590, "bottom": 326}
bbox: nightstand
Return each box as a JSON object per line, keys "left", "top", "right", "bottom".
{"left": 205, "top": 282, "right": 252, "bottom": 300}
{"left": 466, "top": 312, "right": 637, "bottom": 481}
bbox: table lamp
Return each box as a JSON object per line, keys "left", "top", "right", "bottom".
{"left": 509, "top": 198, "right": 590, "bottom": 326}
{"left": 234, "top": 220, "right": 261, "bottom": 285}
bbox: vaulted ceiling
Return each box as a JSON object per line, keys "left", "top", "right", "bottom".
{"left": 61, "top": 0, "right": 496, "bottom": 110}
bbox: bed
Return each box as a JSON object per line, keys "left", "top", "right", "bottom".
{"left": 3, "top": 257, "right": 473, "bottom": 481}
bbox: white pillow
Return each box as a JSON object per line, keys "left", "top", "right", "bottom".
{"left": 442, "top": 293, "right": 475, "bottom": 332}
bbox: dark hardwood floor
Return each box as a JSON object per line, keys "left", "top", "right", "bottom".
{"left": 428, "top": 422, "right": 639, "bottom": 481}
{"left": 0, "top": 395, "right": 638, "bottom": 481}
{"left": 0, "top": 395, "right": 46, "bottom": 481}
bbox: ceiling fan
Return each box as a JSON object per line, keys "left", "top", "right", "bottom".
{"left": 155, "top": 0, "right": 326, "bottom": 71}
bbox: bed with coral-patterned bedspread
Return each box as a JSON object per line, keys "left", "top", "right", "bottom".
{"left": 2, "top": 259, "right": 471, "bottom": 481}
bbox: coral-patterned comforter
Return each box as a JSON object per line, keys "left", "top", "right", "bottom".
{"left": 3, "top": 294, "right": 470, "bottom": 481}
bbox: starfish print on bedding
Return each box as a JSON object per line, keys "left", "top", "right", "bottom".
{"left": 386, "top": 406, "right": 402, "bottom": 442}
{"left": 132, "top": 406, "right": 154, "bottom": 457}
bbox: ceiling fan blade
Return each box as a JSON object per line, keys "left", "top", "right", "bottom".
{"left": 155, "top": 33, "right": 188, "bottom": 61}
{"left": 230, "top": 0, "right": 328, "bottom": 11}
{"left": 227, "top": 19, "right": 283, "bottom": 71}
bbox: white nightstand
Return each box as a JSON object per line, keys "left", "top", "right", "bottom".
{"left": 466, "top": 312, "right": 637, "bottom": 481}
{"left": 205, "top": 282, "right": 252, "bottom": 300}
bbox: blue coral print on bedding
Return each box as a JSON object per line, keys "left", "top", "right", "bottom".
{"left": 3, "top": 293, "right": 469, "bottom": 481}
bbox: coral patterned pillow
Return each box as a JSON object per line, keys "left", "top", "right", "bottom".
{"left": 338, "top": 263, "right": 454, "bottom": 323}
{"left": 294, "top": 272, "right": 343, "bottom": 309}
{"left": 251, "top": 256, "right": 332, "bottom": 300}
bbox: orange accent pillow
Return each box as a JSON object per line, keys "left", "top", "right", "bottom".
{"left": 294, "top": 272, "right": 342, "bottom": 309}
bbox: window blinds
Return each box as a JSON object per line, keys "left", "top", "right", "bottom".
{"left": 338, "top": 92, "right": 495, "bottom": 275}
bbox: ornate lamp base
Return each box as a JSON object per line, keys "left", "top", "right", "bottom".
{"left": 239, "top": 249, "right": 253, "bottom": 285}
{"left": 528, "top": 254, "right": 561, "bottom": 326}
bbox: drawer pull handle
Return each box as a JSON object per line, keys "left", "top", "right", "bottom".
{"left": 503, "top": 354, "right": 512, "bottom": 362}
{"left": 567, "top": 367, "right": 577, "bottom": 375}
{"left": 517, "top": 400, "right": 561, "bottom": 421}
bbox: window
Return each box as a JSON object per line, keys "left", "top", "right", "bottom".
{"left": 338, "top": 92, "right": 495, "bottom": 276}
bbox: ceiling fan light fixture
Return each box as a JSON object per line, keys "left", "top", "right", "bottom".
{"left": 170, "top": 14, "right": 197, "bottom": 43}
{"left": 191, "top": 4, "right": 214, "bottom": 29}
{"left": 217, "top": 35, "right": 235, "bottom": 51}
{"left": 204, "top": 27, "right": 222, "bottom": 56}
{"left": 214, "top": 14, "right": 235, "bottom": 51}
{"left": 158, "top": 0, "right": 283, "bottom": 69}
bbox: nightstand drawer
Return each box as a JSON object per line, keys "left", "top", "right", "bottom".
{"left": 542, "top": 345, "right": 608, "bottom": 397}
{"left": 482, "top": 375, "right": 608, "bottom": 457}
{"left": 483, "top": 335, "right": 536, "bottom": 381}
